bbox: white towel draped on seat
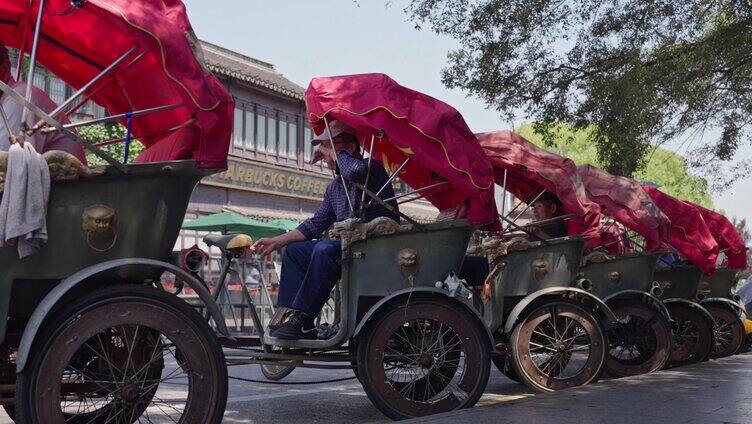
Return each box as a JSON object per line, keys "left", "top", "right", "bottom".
{"left": 0, "top": 142, "right": 50, "bottom": 258}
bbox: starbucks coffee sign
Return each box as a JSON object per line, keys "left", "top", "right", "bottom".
{"left": 203, "top": 157, "right": 330, "bottom": 201}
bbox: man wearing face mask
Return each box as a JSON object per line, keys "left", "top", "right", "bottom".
{"left": 253, "top": 120, "right": 399, "bottom": 339}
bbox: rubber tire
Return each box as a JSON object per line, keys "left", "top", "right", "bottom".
{"left": 14, "top": 284, "right": 228, "bottom": 424}
{"left": 260, "top": 363, "right": 296, "bottom": 381}
{"left": 356, "top": 296, "right": 490, "bottom": 420}
{"left": 666, "top": 302, "right": 714, "bottom": 367}
{"left": 706, "top": 304, "right": 745, "bottom": 359}
{"left": 510, "top": 300, "right": 607, "bottom": 392}
{"left": 604, "top": 300, "right": 673, "bottom": 378}
{"left": 491, "top": 355, "right": 522, "bottom": 383}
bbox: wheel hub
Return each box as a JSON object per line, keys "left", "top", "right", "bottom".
{"left": 418, "top": 354, "right": 434, "bottom": 368}
{"left": 119, "top": 383, "right": 141, "bottom": 403}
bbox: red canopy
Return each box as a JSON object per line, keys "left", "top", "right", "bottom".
{"left": 476, "top": 131, "right": 601, "bottom": 246}
{"left": 305, "top": 73, "right": 499, "bottom": 228}
{"left": 578, "top": 164, "right": 670, "bottom": 251}
{"left": 643, "top": 185, "right": 719, "bottom": 273}
{"left": 683, "top": 201, "right": 747, "bottom": 269}
{"left": 0, "top": 0, "right": 233, "bottom": 169}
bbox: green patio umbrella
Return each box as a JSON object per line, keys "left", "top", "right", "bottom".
{"left": 267, "top": 219, "right": 299, "bottom": 232}
{"left": 182, "top": 211, "right": 285, "bottom": 239}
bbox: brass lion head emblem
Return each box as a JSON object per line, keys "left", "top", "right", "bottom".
{"left": 398, "top": 248, "right": 419, "bottom": 285}
{"left": 82, "top": 205, "right": 117, "bottom": 252}
{"left": 532, "top": 258, "right": 549, "bottom": 280}
{"left": 608, "top": 271, "right": 622, "bottom": 285}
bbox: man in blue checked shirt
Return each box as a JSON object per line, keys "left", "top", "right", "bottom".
{"left": 253, "top": 121, "right": 399, "bottom": 340}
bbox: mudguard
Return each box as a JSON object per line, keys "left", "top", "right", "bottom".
{"left": 16, "top": 258, "right": 229, "bottom": 372}
{"left": 700, "top": 297, "right": 747, "bottom": 317}
{"left": 503, "top": 287, "right": 618, "bottom": 334}
{"left": 352, "top": 286, "right": 494, "bottom": 346}
{"left": 663, "top": 298, "right": 716, "bottom": 327}
{"left": 604, "top": 290, "right": 673, "bottom": 324}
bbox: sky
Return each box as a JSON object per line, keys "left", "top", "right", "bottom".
{"left": 182, "top": 0, "right": 752, "bottom": 224}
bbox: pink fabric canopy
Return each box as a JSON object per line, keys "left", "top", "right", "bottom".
{"left": 643, "top": 185, "right": 719, "bottom": 273}
{"left": 476, "top": 131, "right": 601, "bottom": 247}
{"left": 683, "top": 201, "right": 747, "bottom": 269}
{"left": 578, "top": 164, "right": 670, "bottom": 251}
{"left": 305, "top": 73, "right": 499, "bottom": 228}
{"left": 0, "top": 0, "right": 233, "bottom": 169}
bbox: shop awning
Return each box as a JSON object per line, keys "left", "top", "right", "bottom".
{"left": 182, "top": 212, "right": 286, "bottom": 239}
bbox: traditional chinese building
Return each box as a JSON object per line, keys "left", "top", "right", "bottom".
{"left": 178, "top": 41, "right": 439, "bottom": 250}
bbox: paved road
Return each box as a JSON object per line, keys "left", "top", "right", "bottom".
{"left": 7, "top": 354, "right": 747, "bottom": 423}
{"left": 0, "top": 362, "right": 530, "bottom": 423}
{"left": 409, "top": 353, "right": 752, "bottom": 424}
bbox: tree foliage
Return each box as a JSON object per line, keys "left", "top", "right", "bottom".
{"left": 405, "top": 0, "right": 752, "bottom": 184}
{"left": 78, "top": 124, "right": 143, "bottom": 166}
{"left": 517, "top": 123, "right": 713, "bottom": 207}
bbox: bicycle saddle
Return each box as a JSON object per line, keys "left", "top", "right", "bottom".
{"left": 203, "top": 234, "right": 253, "bottom": 252}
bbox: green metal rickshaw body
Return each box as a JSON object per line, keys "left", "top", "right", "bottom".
{"left": 582, "top": 253, "right": 658, "bottom": 299}
{"left": 0, "top": 161, "right": 206, "bottom": 344}
{"left": 653, "top": 265, "right": 704, "bottom": 301}
{"left": 265, "top": 220, "right": 489, "bottom": 349}
{"left": 699, "top": 268, "right": 747, "bottom": 315}
{"left": 483, "top": 237, "right": 587, "bottom": 334}
{"left": 580, "top": 252, "right": 671, "bottom": 321}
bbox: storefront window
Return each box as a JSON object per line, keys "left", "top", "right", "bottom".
{"left": 244, "top": 109, "right": 255, "bottom": 150}
{"left": 49, "top": 77, "right": 66, "bottom": 105}
{"left": 288, "top": 121, "right": 298, "bottom": 159}
{"left": 278, "top": 118, "right": 288, "bottom": 157}
{"left": 256, "top": 113, "right": 267, "bottom": 152}
{"left": 303, "top": 125, "right": 312, "bottom": 161}
{"left": 267, "top": 115, "right": 278, "bottom": 156}
{"left": 233, "top": 107, "right": 243, "bottom": 148}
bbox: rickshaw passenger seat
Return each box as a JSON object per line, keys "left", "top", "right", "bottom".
{"left": 203, "top": 234, "right": 253, "bottom": 252}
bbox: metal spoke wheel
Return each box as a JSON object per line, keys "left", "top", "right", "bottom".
{"left": 510, "top": 301, "right": 607, "bottom": 392}
{"left": 666, "top": 303, "right": 713, "bottom": 367}
{"left": 491, "top": 350, "right": 521, "bottom": 383}
{"left": 15, "top": 285, "right": 227, "bottom": 424}
{"left": 357, "top": 296, "right": 490, "bottom": 420}
{"left": 604, "top": 300, "right": 673, "bottom": 377}
{"left": 706, "top": 305, "right": 745, "bottom": 359}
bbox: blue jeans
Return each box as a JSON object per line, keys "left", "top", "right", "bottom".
{"left": 278, "top": 240, "right": 342, "bottom": 316}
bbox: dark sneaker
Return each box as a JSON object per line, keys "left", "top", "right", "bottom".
{"left": 271, "top": 311, "right": 317, "bottom": 340}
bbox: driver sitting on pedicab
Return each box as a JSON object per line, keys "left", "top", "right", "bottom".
{"left": 460, "top": 192, "right": 567, "bottom": 285}
{"left": 253, "top": 121, "right": 400, "bottom": 340}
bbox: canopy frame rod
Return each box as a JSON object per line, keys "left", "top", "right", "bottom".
{"left": 353, "top": 182, "right": 425, "bottom": 231}
{"left": 41, "top": 104, "right": 181, "bottom": 133}
{"left": 323, "top": 116, "right": 355, "bottom": 214}
{"left": 364, "top": 156, "right": 410, "bottom": 210}
{"left": 21, "top": 0, "right": 46, "bottom": 124}
{"left": 501, "top": 189, "right": 547, "bottom": 234}
{"left": 386, "top": 180, "right": 449, "bottom": 204}
{"left": 0, "top": 79, "right": 128, "bottom": 173}
{"left": 358, "top": 133, "right": 377, "bottom": 219}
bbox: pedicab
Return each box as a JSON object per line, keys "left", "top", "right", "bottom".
{"left": 216, "top": 73, "right": 500, "bottom": 420}
{"left": 474, "top": 131, "right": 621, "bottom": 389}
{"left": 575, "top": 164, "right": 675, "bottom": 376}
{"left": 643, "top": 185, "right": 720, "bottom": 365}
{"left": 684, "top": 200, "right": 749, "bottom": 358}
{"left": 0, "top": 1, "right": 234, "bottom": 422}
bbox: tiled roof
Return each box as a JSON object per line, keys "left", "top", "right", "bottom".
{"left": 200, "top": 41, "right": 305, "bottom": 101}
